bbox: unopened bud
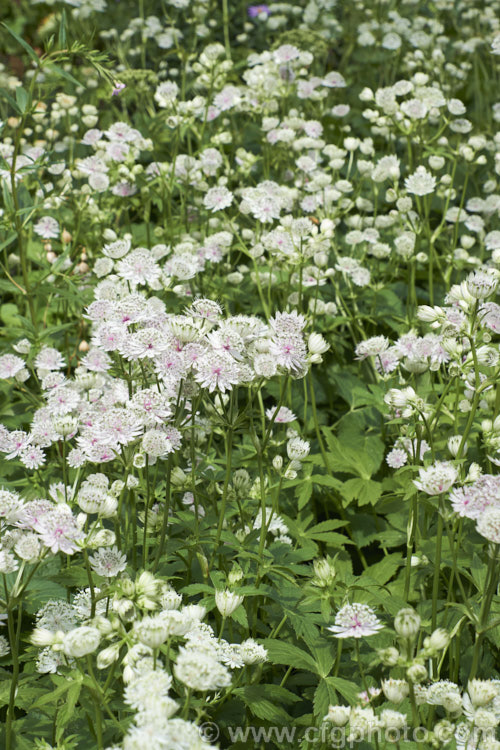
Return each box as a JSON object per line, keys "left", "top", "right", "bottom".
{"left": 394, "top": 608, "right": 421, "bottom": 638}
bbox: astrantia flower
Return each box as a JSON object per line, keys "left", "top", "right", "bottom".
{"left": 404, "top": 166, "right": 436, "bottom": 196}
{"left": 477, "top": 506, "right": 500, "bottom": 544}
{"left": 34, "top": 505, "right": 84, "bottom": 554}
{"left": 265, "top": 406, "right": 296, "bottom": 423}
{"left": 89, "top": 546, "right": 127, "bottom": 577}
{"left": 203, "top": 187, "right": 233, "bottom": 212}
{"left": 0, "top": 354, "right": 26, "bottom": 379}
{"left": 36, "top": 600, "right": 77, "bottom": 632}
{"left": 328, "top": 603, "right": 383, "bottom": 638}
{"left": 413, "top": 461, "right": 458, "bottom": 495}
{"left": 194, "top": 352, "right": 240, "bottom": 392}
{"left": 34, "top": 216, "right": 59, "bottom": 239}
{"left": 63, "top": 626, "right": 101, "bottom": 658}
{"left": 449, "top": 475, "right": 500, "bottom": 520}
{"left": 386, "top": 448, "right": 408, "bottom": 469}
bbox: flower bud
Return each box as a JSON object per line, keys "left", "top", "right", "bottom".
{"left": 135, "top": 616, "right": 169, "bottom": 648}
{"left": 63, "top": 626, "right": 101, "bottom": 658}
{"left": 406, "top": 663, "right": 427, "bottom": 683}
{"left": 215, "top": 589, "right": 244, "bottom": 616}
{"left": 425, "top": 628, "right": 450, "bottom": 652}
{"left": 308, "top": 333, "right": 330, "bottom": 355}
{"left": 272, "top": 455, "right": 283, "bottom": 471}
{"left": 97, "top": 643, "right": 120, "bottom": 669}
{"left": 447, "top": 435, "right": 465, "bottom": 457}
{"left": 113, "top": 598, "right": 136, "bottom": 622}
{"left": 171, "top": 467, "right": 187, "bottom": 487}
{"left": 394, "top": 608, "right": 421, "bottom": 638}
{"left": 377, "top": 647, "right": 400, "bottom": 666}
{"left": 313, "top": 556, "right": 336, "bottom": 587}
{"left": 228, "top": 564, "right": 244, "bottom": 586}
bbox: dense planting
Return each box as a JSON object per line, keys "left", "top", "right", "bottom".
{"left": 1, "top": 0, "right": 500, "bottom": 748}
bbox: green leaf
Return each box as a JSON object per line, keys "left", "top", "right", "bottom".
{"left": 262, "top": 640, "right": 318, "bottom": 674}
{"left": 45, "top": 63, "right": 83, "bottom": 89}
{"left": 234, "top": 685, "right": 296, "bottom": 724}
{"left": 0, "top": 87, "right": 21, "bottom": 114}
{"left": 15, "top": 86, "right": 29, "bottom": 114}
{"left": 56, "top": 680, "right": 81, "bottom": 742}
{"left": 58, "top": 8, "right": 67, "bottom": 49}
{"left": 0, "top": 303, "right": 19, "bottom": 326}
{"left": 296, "top": 479, "right": 312, "bottom": 510}
{"left": 359, "top": 553, "right": 402, "bottom": 586}
{"left": 1, "top": 24, "right": 40, "bottom": 63}
{"left": 342, "top": 477, "right": 382, "bottom": 507}
{"left": 326, "top": 676, "right": 361, "bottom": 704}
{"left": 313, "top": 678, "right": 335, "bottom": 719}
{"left": 230, "top": 603, "right": 248, "bottom": 628}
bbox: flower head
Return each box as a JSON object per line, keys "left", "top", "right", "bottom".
{"left": 413, "top": 461, "right": 458, "bottom": 495}
{"left": 327, "top": 603, "right": 383, "bottom": 638}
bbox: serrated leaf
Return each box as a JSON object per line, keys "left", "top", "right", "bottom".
{"left": 359, "top": 553, "right": 402, "bottom": 586}
{"left": 296, "top": 479, "right": 312, "bottom": 510}
{"left": 56, "top": 680, "right": 81, "bottom": 741}
{"left": 342, "top": 477, "right": 382, "bottom": 507}
{"left": 326, "top": 676, "right": 360, "bottom": 704}
{"left": 230, "top": 604, "right": 248, "bottom": 627}
{"left": 262, "top": 639, "right": 318, "bottom": 674}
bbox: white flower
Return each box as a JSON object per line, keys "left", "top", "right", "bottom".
{"left": 215, "top": 589, "right": 244, "bottom": 617}
{"left": 327, "top": 603, "right": 383, "bottom": 638}
{"left": 89, "top": 546, "right": 127, "bottom": 577}
{"left": 34, "top": 216, "right": 60, "bottom": 239}
{"left": 413, "top": 461, "right": 458, "bottom": 495}
{"left": 404, "top": 166, "right": 436, "bottom": 196}
{"left": 203, "top": 187, "right": 233, "bottom": 212}
{"left": 324, "top": 705, "right": 351, "bottom": 725}
{"left": 287, "top": 437, "right": 310, "bottom": 461}
{"left": 134, "top": 616, "right": 170, "bottom": 648}
{"left": 477, "top": 506, "right": 500, "bottom": 544}
{"left": 63, "top": 626, "right": 101, "bottom": 658}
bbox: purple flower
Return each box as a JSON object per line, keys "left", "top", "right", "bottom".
{"left": 112, "top": 82, "right": 126, "bottom": 96}
{"left": 247, "top": 4, "right": 270, "bottom": 18}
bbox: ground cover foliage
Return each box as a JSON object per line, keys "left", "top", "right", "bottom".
{"left": 1, "top": 0, "right": 500, "bottom": 748}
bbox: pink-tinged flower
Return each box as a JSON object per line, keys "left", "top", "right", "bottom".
{"left": 450, "top": 475, "right": 500, "bottom": 520}
{"left": 112, "top": 81, "right": 126, "bottom": 96}
{"left": 34, "top": 216, "right": 59, "bottom": 239}
{"left": 34, "top": 505, "right": 84, "bottom": 555}
{"left": 386, "top": 448, "right": 408, "bottom": 469}
{"left": 0, "top": 354, "right": 26, "bottom": 379}
{"left": 265, "top": 406, "right": 296, "bottom": 423}
{"left": 327, "top": 603, "right": 383, "bottom": 638}
{"left": 269, "top": 335, "right": 307, "bottom": 374}
{"left": 194, "top": 352, "right": 240, "bottom": 392}
{"left": 203, "top": 187, "right": 233, "bottom": 212}
{"left": 413, "top": 461, "right": 458, "bottom": 495}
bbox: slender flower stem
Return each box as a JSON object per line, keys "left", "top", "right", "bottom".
{"left": 431, "top": 503, "right": 444, "bottom": 632}
{"left": 470, "top": 549, "right": 499, "bottom": 679}
{"left": 222, "top": 0, "right": 231, "bottom": 59}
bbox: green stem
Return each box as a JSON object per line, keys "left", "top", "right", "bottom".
{"left": 470, "top": 550, "right": 499, "bottom": 679}
{"left": 222, "top": 0, "right": 231, "bottom": 59}
{"left": 431, "top": 506, "right": 444, "bottom": 632}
